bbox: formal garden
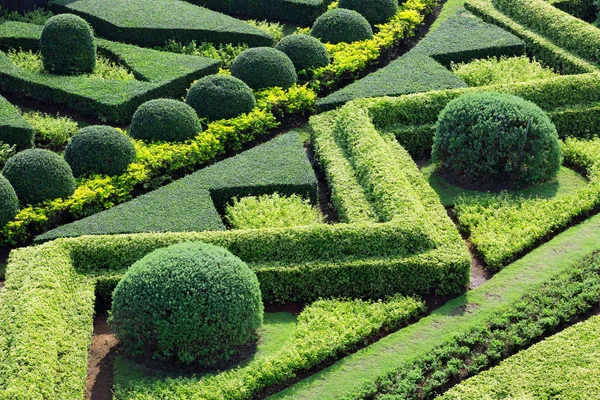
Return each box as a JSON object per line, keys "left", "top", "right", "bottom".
{"left": 1, "top": 0, "right": 600, "bottom": 398}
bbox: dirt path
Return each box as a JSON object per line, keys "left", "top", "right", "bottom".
{"left": 87, "top": 314, "right": 118, "bottom": 400}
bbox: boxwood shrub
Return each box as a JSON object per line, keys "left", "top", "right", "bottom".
{"left": 231, "top": 47, "right": 298, "bottom": 90}
{"left": 129, "top": 99, "right": 201, "bottom": 143}
{"left": 338, "top": 0, "right": 399, "bottom": 25}
{"left": 0, "top": 174, "right": 19, "bottom": 226}
{"left": 310, "top": 8, "right": 373, "bottom": 44}
{"left": 275, "top": 34, "right": 330, "bottom": 72}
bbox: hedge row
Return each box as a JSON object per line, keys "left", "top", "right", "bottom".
{"left": 0, "top": 21, "right": 220, "bottom": 122}
{"left": 49, "top": 0, "right": 274, "bottom": 48}
{"left": 37, "top": 133, "right": 318, "bottom": 241}
{"left": 0, "top": 94, "right": 34, "bottom": 151}
{"left": 546, "top": 0, "right": 597, "bottom": 20}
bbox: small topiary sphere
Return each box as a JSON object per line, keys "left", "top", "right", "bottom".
{"left": 275, "top": 34, "right": 331, "bottom": 72}
{"left": 310, "top": 8, "right": 373, "bottom": 44}
{"left": 64, "top": 125, "right": 136, "bottom": 177}
{"left": 231, "top": 47, "right": 297, "bottom": 90}
{"left": 40, "top": 14, "right": 96, "bottom": 75}
{"left": 129, "top": 99, "right": 201, "bottom": 143}
{"left": 0, "top": 174, "right": 19, "bottom": 227}
{"left": 110, "top": 242, "right": 263, "bottom": 367}
{"left": 2, "top": 149, "right": 76, "bottom": 205}
{"left": 338, "top": 0, "right": 399, "bottom": 25}
{"left": 186, "top": 75, "right": 256, "bottom": 122}
{"left": 432, "top": 92, "right": 562, "bottom": 187}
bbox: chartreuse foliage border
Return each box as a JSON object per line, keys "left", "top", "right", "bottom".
{"left": 0, "top": 20, "right": 220, "bottom": 122}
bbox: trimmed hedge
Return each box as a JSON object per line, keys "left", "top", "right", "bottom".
{"left": 2, "top": 149, "right": 76, "bottom": 205}
{"left": 49, "top": 0, "right": 274, "bottom": 48}
{"left": 186, "top": 74, "right": 256, "bottom": 122}
{"left": 275, "top": 34, "right": 330, "bottom": 72}
{"left": 0, "top": 94, "right": 34, "bottom": 151}
{"left": 338, "top": 0, "right": 399, "bottom": 25}
{"left": 231, "top": 47, "right": 298, "bottom": 90}
{"left": 64, "top": 125, "right": 136, "bottom": 177}
{"left": 40, "top": 14, "right": 96, "bottom": 75}
{"left": 0, "top": 174, "right": 19, "bottom": 227}
{"left": 129, "top": 99, "right": 201, "bottom": 143}
{"left": 110, "top": 242, "right": 263, "bottom": 367}
{"left": 310, "top": 8, "right": 373, "bottom": 44}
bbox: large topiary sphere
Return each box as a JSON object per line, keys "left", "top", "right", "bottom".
{"left": 110, "top": 242, "right": 263, "bottom": 367}
{"left": 338, "top": 0, "right": 399, "bottom": 25}
{"left": 432, "top": 92, "right": 562, "bottom": 187}
{"left": 186, "top": 75, "right": 256, "bottom": 122}
{"left": 64, "top": 125, "right": 136, "bottom": 177}
{"left": 0, "top": 174, "right": 19, "bottom": 227}
{"left": 129, "top": 99, "right": 201, "bottom": 143}
{"left": 2, "top": 149, "right": 76, "bottom": 205}
{"left": 230, "top": 47, "right": 297, "bottom": 90}
{"left": 310, "top": 8, "right": 373, "bottom": 44}
{"left": 275, "top": 34, "right": 331, "bottom": 72}
{"left": 40, "top": 14, "right": 96, "bottom": 75}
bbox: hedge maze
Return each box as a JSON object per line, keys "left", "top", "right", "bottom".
{"left": 2, "top": 0, "right": 600, "bottom": 398}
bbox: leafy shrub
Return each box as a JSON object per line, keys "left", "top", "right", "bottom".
{"left": 129, "top": 99, "right": 201, "bottom": 143}
{"left": 186, "top": 74, "right": 256, "bottom": 122}
{"left": 109, "top": 242, "right": 263, "bottom": 367}
{"left": 0, "top": 143, "right": 15, "bottom": 168}
{"left": 0, "top": 174, "right": 19, "bottom": 227}
{"left": 432, "top": 92, "right": 562, "bottom": 187}
{"left": 22, "top": 111, "right": 79, "bottom": 148}
{"left": 275, "top": 34, "right": 330, "bottom": 72}
{"left": 310, "top": 8, "right": 373, "bottom": 44}
{"left": 231, "top": 47, "right": 297, "bottom": 90}
{"left": 0, "top": 6, "right": 53, "bottom": 25}
{"left": 226, "top": 193, "right": 324, "bottom": 229}
{"left": 247, "top": 19, "right": 285, "bottom": 42}
{"left": 452, "top": 55, "right": 558, "bottom": 87}
{"left": 338, "top": 0, "right": 399, "bottom": 25}
{"left": 40, "top": 14, "right": 96, "bottom": 75}
{"left": 65, "top": 125, "right": 136, "bottom": 177}
{"left": 159, "top": 40, "right": 248, "bottom": 69}
{"left": 2, "top": 149, "right": 76, "bottom": 205}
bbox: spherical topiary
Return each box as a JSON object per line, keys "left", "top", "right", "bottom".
{"left": 275, "top": 34, "right": 331, "bottom": 72}
{"left": 64, "top": 125, "right": 136, "bottom": 177}
{"left": 129, "top": 99, "right": 201, "bottom": 143}
{"left": 186, "top": 75, "right": 256, "bottom": 122}
{"left": 110, "top": 242, "right": 263, "bottom": 367}
{"left": 230, "top": 47, "right": 297, "bottom": 90}
{"left": 432, "top": 92, "right": 562, "bottom": 187}
{"left": 40, "top": 14, "right": 96, "bottom": 75}
{"left": 338, "top": 0, "right": 399, "bottom": 25}
{"left": 310, "top": 8, "right": 373, "bottom": 44}
{"left": 2, "top": 149, "right": 76, "bottom": 205}
{"left": 0, "top": 174, "right": 19, "bottom": 227}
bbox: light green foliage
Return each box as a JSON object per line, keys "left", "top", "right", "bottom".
{"left": 0, "top": 143, "right": 15, "bottom": 168}
{"left": 226, "top": 193, "right": 324, "bottom": 230}
{"left": 159, "top": 40, "right": 248, "bottom": 68}
{"left": 6, "top": 49, "right": 135, "bottom": 81}
{"left": 22, "top": 111, "right": 79, "bottom": 148}
{"left": 247, "top": 19, "right": 285, "bottom": 42}
{"left": 0, "top": 6, "right": 53, "bottom": 25}
{"left": 452, "top": 55, "right": 558, "bottom": 87}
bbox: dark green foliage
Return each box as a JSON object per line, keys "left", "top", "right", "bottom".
{"left": 49, "top": 0, "right": 274, "bottom": 48}
{"left": 186, "top": 74, "right": 256, "bottom": 122}
{"left": 2, "top": 149, "right": 76, "bottom": 205}
{"left": 110, "top": 242, "right": 263, "bottom": 366}
{"left": 0, "top": 95, "right": 34, "bottom": 151}
{"left": 0, "top": 21, "right": 220, "bottom": 122}
{"left": 40, "top": 14, "right": 96, "bottom": 75}
{"left": 64, "top": 125, "right": 136, "bottom": 177}
{"left": 310, "top": 8, "right": 373, "bottom": 44}
{"left": 129, "top": 99, "right": 201, "bottom": 143}
{"left": 275, "top": 34, "right": 330, "bottom": 71}
{"left": 432, "top": 92, "right": 562, "bottom": 187}
{"left": 547, "top": 0, "right": 597, "bottom": 20}
{"left": 0, "top": 174, "right": 19, "bottom": 226}
{"left": 338, "top": 0, "right": 399, "bottom": 25}
{"left": 231, "top": 47, "right": 297, "bottom": 90}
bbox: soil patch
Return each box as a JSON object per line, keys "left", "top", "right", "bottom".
{"left": 87, "top": 314, "right": 118, "bottom": 400}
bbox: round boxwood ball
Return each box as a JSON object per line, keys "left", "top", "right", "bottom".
{"left": 231, "top": 47, "right": 297, "bottom": 90}
{"left": 275, "top": 34, "right": 330, "bottom": 72}
{"left": 338, "top": 0, "right": 399, "bottom": 25}
{"left": 0, "top": 174, "right": 19, "bottom": 227}
{"left": 432, "top": 92, "right": 562, "bottom": 187}
{"left": 65, "top": 125, "right": 136, "bottom": 177}
{"left": 186, "top": 75, "right": 256, "bottom": 122}
{"left": 310, "top": 8, "right": 373, "bottom": 44}
{"left": 2, "top": 149, "right": 76, "bottom": 205}
{"left": 110, "top": 242, "right": 263, "bottom": 367}
{"left": 40, "top": 14, "right": 96, "bottom": 75}
{"left": 129, "top": 99, "right": 201, "bottom": 143}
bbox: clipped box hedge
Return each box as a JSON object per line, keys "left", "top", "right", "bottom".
{"left": 49, "top": 0, "right": 274, "bottom": 48}
{"left": 0, "top": 94, "right": 34, "bottom": 150}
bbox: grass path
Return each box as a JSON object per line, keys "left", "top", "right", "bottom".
{"left": 270, "top": 212, "right": 600, "bottom": 399}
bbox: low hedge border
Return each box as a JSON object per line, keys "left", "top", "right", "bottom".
{"left": 0, "top": 94, "right": 34, "bottom": 151}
